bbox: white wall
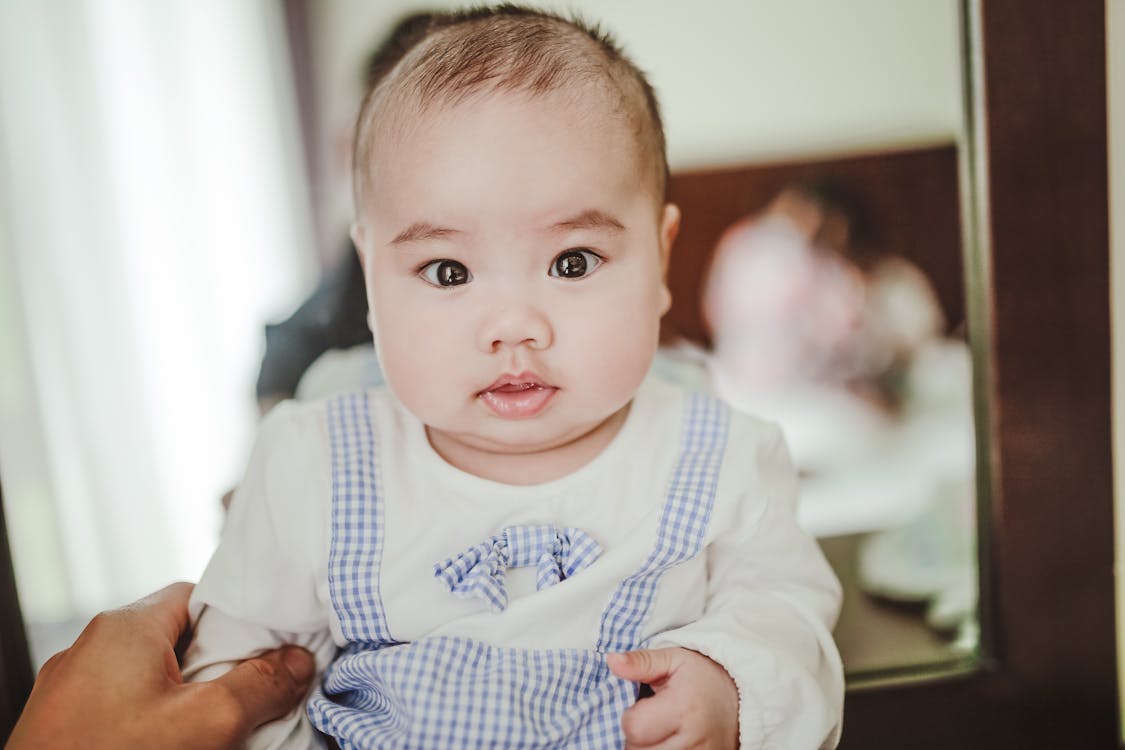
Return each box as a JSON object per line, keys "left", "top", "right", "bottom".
{"left": 309, "top": 1, "right": 965, "bottom": 259}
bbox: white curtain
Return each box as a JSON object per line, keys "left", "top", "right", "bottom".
{"left": 0, "top": 0, "right": 315, "bottom": 629}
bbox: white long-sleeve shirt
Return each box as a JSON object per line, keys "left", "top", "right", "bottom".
{"left": 184, "top": 377, "right": 843, "bottom": 748}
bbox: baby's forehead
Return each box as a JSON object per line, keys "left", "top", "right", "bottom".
{"left": 361, "top": 84, "right": 658, "bottom": 204}
{"left": 384, "top": 82, "right": 625, "bottom": 143}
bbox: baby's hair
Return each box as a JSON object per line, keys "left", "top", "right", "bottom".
{"left": 361, "top": 10, "right": 439, "bottom": 91}
{"left": 352, "top": 4, "right": 668, "bottom": 211}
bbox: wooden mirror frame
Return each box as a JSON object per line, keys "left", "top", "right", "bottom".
{"left": 0, "top": 0, "right": 1116, "bottom": 744}
{"left": 841, "top": 0, "right": 1116, "bottom": 745}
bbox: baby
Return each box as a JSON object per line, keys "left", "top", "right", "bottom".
{"left": 184, "top": 6, "right": 844, "bottom": 749}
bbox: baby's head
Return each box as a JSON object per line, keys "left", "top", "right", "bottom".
{"left": 350, "top": 5, "right": 680, "bottom": 482}
{"left": 352, "top": 5, "right": 669, "bottom": 214}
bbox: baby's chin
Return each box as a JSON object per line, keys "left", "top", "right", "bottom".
{"left": 427, "top": 419, "right": 607, "bottom": 457}
{"left": 422, "top": 406, "right": 630, "bottom": 483}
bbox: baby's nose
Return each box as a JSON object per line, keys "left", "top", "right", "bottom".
{"left": 476, "top": 301, "right": 553, "bottom": 353}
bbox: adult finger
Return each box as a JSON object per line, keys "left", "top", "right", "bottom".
{"left": 620, "top": 691, "right": 680, "bottom": 747}
{"left": 607, "top": 648, "right": 679, "bottom": 685}
{"left": 203, "top": 646, "right": 316, "bottom": 735}
{"left": 118, "top": 581, "right": 195, "bottom": 650}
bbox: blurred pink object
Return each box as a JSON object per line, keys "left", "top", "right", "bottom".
{"left": 703, "top": 212, "right": 867, "bottom": 391}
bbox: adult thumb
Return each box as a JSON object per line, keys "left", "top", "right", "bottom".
{"left": 606, "top": 648, "right": 677, "bottom": 684}
{"left": 209, "top": 646, "right": 316, "bottom": 733}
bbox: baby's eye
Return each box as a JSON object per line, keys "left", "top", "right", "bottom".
{"left": 549, "top": 249, "right": 602, "bottom": 279}
{"left": 419, "top": 259, "right": 472, "bottom": 287}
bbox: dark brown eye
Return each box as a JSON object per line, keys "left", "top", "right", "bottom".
{"left": 421, "top": 259, "right": 471, "bottom": 287}
{"left": 550, "top": 249, "right": 601, "bottom": 279}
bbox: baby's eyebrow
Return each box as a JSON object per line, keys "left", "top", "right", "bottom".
{"left": 390, "top": 221, "right": 462, "bottom": 245}
{"left": 549, "top": 209, "right": 626, "bottom": 233}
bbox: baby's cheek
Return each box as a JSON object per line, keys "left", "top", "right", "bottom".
{"left": 597, "top": 329, "right": 659, "bottom": 398}
{"left": 372, "top": 310, "right": 436, "bottom": 382}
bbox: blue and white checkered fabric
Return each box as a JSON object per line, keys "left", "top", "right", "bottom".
{"left": 596, "top": 392, "right": 728, "bottom": 654}
{"left": 309, "top": 637, "right": 637, "bottom": 749}
{"left": 308, "top": 390, "right": 730, "bottom": 748}
{"left": 433, "top": 525, "right": 604, "bottom": 612}
{"left": 324, "top": 391, "right": 393, "bottom": 645}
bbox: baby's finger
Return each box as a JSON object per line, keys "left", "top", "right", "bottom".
{"left": 620, "top": 693, "right": 680, "bottom": 747}
{"left": 626, "top": 736, "right": 688, "bottom": 750}
{"left": 607, "top": 648, "right": 678, "bottom": 685}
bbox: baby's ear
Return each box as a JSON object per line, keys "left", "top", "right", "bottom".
{"left": 659, "top": 204, "right": 681, "bottom": 274}
{"left": 350, "top": 222, "right": 368, "bottom": 267}
{"left": 658, "top": 204, "right": 681, "bottom": 315}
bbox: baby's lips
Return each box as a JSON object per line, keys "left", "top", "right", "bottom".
{"left": 478, "top": 371, "right": 550, "bottom": 394}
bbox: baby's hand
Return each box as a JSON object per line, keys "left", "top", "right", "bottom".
{"left": 607, "top": 647, "right": 738, "bottom": 749}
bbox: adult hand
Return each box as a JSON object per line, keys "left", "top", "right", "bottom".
{"left": 608, "top": 647, "right": 739, "bottom": 750}
{"left": 7, "top": 582, "right": 315, "bottom": 750}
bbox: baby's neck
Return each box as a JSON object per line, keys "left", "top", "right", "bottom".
{"left": 426, "top": 405, "right": 631, "bottom": 486}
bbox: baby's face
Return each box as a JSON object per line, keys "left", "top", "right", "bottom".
{"left": 353, "top": 88, "right": 678, "bottom": 480}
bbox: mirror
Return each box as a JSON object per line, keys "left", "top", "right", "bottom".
{"left": 303, "top": 0, "right": 980, "bottom": 684}
{"left": 0, "top": 0, "right": 979, "bottom": 687}
{"left": 660, "top": 147, "right": 978, "bottom": 683}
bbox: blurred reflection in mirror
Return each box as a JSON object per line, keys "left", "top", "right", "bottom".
{"left": 654, "top": 178, "right": 977, "bottom": 650}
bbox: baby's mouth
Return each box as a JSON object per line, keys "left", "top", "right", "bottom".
{"left": 477, "top": 374, "right": 558, "bottom": 419}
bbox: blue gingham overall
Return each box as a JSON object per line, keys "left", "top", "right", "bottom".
{"left": 307, "top": 391, "right": 730, "bottom": 749}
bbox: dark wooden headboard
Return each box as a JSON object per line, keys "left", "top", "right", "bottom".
{"left": 662, "top": 144, "right": 964, "bottom": 346}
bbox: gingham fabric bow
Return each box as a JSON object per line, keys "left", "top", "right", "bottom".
{"left": 433, "top": 525, "right": 603, "bottom": 612}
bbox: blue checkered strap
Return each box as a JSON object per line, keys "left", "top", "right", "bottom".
{"left": 324, "top": 391, "right": 393, "bottom": 645}
{"left": 596, "top": 391, "right": 729, "bottom": 654}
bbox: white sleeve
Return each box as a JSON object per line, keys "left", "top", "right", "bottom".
{"left": 652, "top": 423, "right": 844, "bottom": 750}
{"left": 183, "top": 400, "right": 337, "bottom": 750}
